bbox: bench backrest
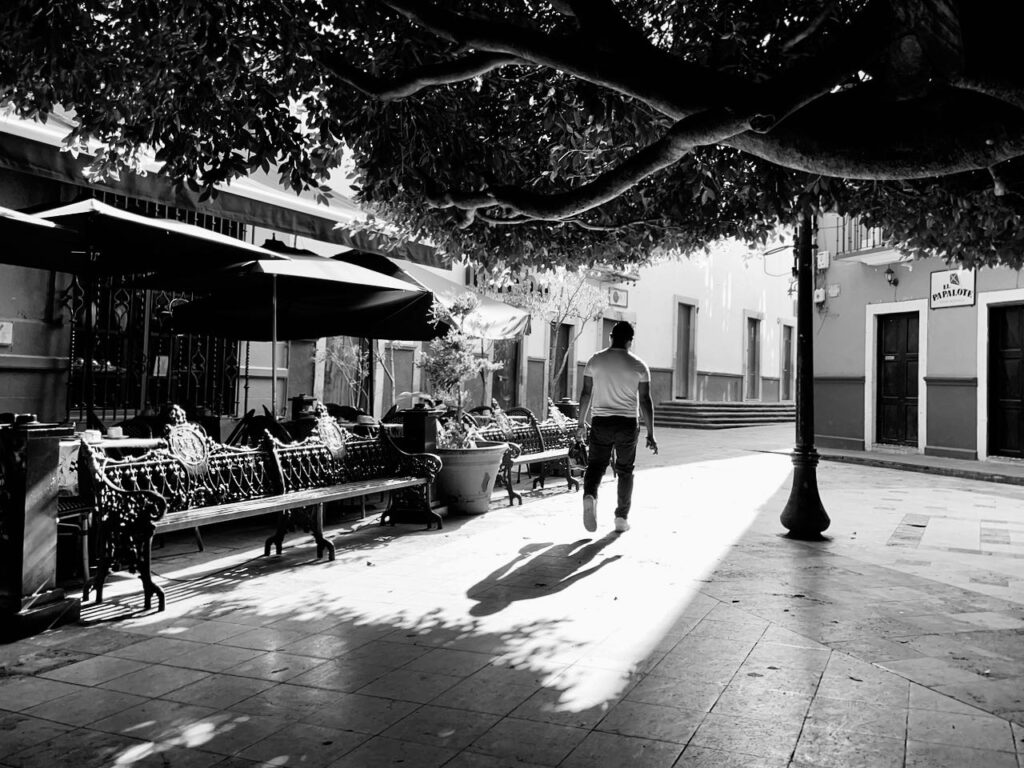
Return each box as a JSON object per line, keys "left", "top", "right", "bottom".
{"left": 81, "top": 407, "right": 442, "bottom": 519}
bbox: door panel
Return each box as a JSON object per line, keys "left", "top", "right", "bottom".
{"left": 675, "top": 304, "right": 693, "bottom": 398}
{"left": 876, "top": 312, "right": 919, "bottom": 445}
{"left": 989, "top": 305, "right": 1024, "bottom": 457}
{"left": 552, "top": 323, "right": 571, "bottom": 400}
{"left": 491, "top": 338, "right": 520, "bottom": 410}
{"left": 781, "top": 325, "right": 794, "bottom": 401}
{"left": 744, "top": 318, "right": 761, "bottom": 399}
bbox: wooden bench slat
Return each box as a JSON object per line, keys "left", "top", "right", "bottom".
{"left": 154, "top": 477, "right": 426, "bottom": 533}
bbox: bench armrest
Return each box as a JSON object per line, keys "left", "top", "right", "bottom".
{"left": 381, "top": 429, "right": 442, "bottom": 481}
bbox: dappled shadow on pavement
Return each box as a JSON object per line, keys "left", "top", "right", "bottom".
{"left": 467, "top": 534, "right": 621, "bottom": 616}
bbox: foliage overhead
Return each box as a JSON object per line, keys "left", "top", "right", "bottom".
{"left": 2, "top": 0, "right": 1023, "bottom": 269}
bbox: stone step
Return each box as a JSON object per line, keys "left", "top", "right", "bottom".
{"left": 655, "top": 400, "right": 794, "bottom": 429}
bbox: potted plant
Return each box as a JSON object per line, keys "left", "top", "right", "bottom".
{"left": 419, "top": 296, "right": 507, "bottom": 514}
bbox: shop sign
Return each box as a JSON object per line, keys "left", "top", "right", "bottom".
{"left": 930, "top": 268, "right": 975, "bottom": 309}
{"left": 607, "top": 287, "right": 629, "bottom": 308}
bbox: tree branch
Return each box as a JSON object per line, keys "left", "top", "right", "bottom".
{"left": 428, "top": 111, "right": 751, "bottom": 220}
{"left": 317, "top": 49, "right": 524, "bottom": 100}
{"left": 952, "top": 75, "right": 1024, "bottom": 113}
{"left": 781, "top": 1, "right": 839, "bottom": 52}
{"left": 379, "top": 0, "right": 755, "bottom": 118}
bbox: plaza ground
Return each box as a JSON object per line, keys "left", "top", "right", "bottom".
{"left": 1, "top": 424, "right": 1023, "bottom": 767}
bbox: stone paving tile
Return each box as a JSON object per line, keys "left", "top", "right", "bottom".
{"left": 160, "top": 641, "right": 267, "bottom": 673}
{"left": 690, "top": 711, "right": 803, "bottom": 760}
{"left": 88, "top": 698, "right": 218, "bottom": 741}
{"left": 1, "top": 727, "right": 147, "bottom": 768}
{"left": 0, "top": 711, "right": 74, "bottom": 760}
{"left": 793, "top": 723, "right": 905, "bottom": 768}
{"left": 287, "top": 658, "right": 393, "bottom": 692}
{"left": 441, "top": 752, "right": 548, "bottom": 768}
{"left": 0, "top": 677, "right": 88, "bottom": 712}
{"left": 904, "top": 739, "right": 1019, "bottom": 768}
{"left": 235, "top": 722, "right": 368, "bottom": 767}
{"left": 220, "top": 626, "right": 311, "bottom": 651}
{"left": 805, "top": 695, "right": 908, "bottom": 740}
{"left": 379, "top": 704, "right": 499, "bottom": 750}
{"left": 560, "top": 729, "right": 683, "bottom": 768}
{"left": 429, "top": 667, "right": 541, "bottom": 716}
{"left": 106, "top": 635, "right": 209, "bottom": 664}
{"left": 594, "top": 699, "right": 704, "bottom": 743}
{"left": 98, "top": 662, "right": 210, "bottom": 697}
{"left": 466, "top": 716, "right": 588, "bottom": 766}
{"left": 0, "top": 642, "right": 90, "bottom": 678}
{"left": 221, "top": 650, "right": 328, "bottom": 683}
{"left": 674, "top": 745, "right": 789, "bottom": 768}
{"left": 354, "top": 667, "right": 464, "bottom": 704}
{"left": 907, "top": 707, "right": 1016, "bottom": 752}
{"left": 21, "top": 686, "right": 147, "bottom": 727}
{"left": 25, "top": 627, "right": 145, "bottom": 656}
{"left": 39, "top": 654, "right": 149, "bottom": 686}
{"left": 324, "top": 735, "right": 457, "bottom": 768}
{"left": 159, "top": 672, "right": 277, "bottom": 709}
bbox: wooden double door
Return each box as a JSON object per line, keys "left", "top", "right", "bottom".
{"left": 989, "top": 304, "right": 1024, "bottom": 457}
{"left": 877, "top": 312, "right": 919, "bottom": 445}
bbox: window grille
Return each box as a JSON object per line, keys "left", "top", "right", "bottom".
{"left": 61, "top": 192, "right": 242, "bottom": 425}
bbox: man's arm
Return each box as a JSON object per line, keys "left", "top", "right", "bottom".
{"left": 638, "top": 381, "right": 658, "bottom": 454}
{"left": 576, "top": 375, "right": 593, "bottom": 441}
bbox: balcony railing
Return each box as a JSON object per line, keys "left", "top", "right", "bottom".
{"left": 834, "top": 216, "right": 889, "bottom": 255}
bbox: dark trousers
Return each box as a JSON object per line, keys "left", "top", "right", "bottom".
{"left": 583, "top": 416, "right": 639, "bottom": 518}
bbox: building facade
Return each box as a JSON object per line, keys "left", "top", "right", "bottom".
{"left": 813, "top": 212, "right": 1024, "bottom": 462}
{"left": 357, "top": 244, "right": 798, "bottom": 419}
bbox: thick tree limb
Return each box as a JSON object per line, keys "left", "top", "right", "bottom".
{"left": 317, "top": 50, "right": 523, "bottom": 100}
{"left": 727, "top": 91, "right": 1024, "bottom": 179}
{"left": 428, "top": 111, "right": 751, "bottom": 220}
{"left": 379, "top": 0, "right": 755, "bottom": 117}
{"left": 952, "top": 75, "right": 1024, "bottom": 113}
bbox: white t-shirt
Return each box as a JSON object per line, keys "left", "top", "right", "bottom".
{"left": 583, "top": 347, "right": 650, "bottom": 418}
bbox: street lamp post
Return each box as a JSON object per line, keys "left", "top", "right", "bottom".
{"left": 780, "top": 210, "right": 830, "bottom": 539}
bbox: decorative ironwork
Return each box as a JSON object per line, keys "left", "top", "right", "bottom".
{"left": 61, "top": 193, "right": 244, "bottom": 426}
{"left": 80, "top": 405, "right": 443, "bottom": 609}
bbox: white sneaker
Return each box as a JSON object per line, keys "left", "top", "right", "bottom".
{"left": 614, "top": 517, "right": 630, "bottom": 533}
{"left": 583, "top": 495, "right": 597, "bottom": 532}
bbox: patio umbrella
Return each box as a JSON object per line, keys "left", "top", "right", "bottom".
{"left": 0, "top": 205, "right": 80, "bottom": 267}
{"left": 332, "top": 251, "right": 531, "bottom": 340}
{"left": 161, "top": 253, "right": 434, "bottom": 409}
{"left": 32, "top": 198, "right": 290, "bottom": 274}
{"left": 12, "top": 198, "right": 294, "bottom": 420}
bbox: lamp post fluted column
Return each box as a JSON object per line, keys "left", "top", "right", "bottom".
{"left": 780, "top": 210, "right": 830, "bottom": 539}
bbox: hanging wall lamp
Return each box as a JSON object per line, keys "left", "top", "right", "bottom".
{"left": 884, "top": 266, "right": 899, "bottom": 287}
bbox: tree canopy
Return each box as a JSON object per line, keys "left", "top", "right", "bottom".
{"left": 2, "top": 0, "right": 1023, "bottom": 269}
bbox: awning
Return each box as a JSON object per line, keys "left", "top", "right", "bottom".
{"left": 0, "top": 112, "right": 445, "bottom": 267}
{"left": 333, "top": 251, "right": 532, "bottom": 340}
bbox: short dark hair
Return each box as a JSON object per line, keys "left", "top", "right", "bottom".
{"left": 610, "top": 321, "right": 635, "bottom": 342}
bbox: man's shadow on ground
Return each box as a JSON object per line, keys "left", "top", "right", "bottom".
{"left": 467, "top": 534, "right": 621, "bottom": 616}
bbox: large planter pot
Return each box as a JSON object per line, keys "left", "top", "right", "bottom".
{"left": 435, "top": 440, "right": 508, "bottom": 514}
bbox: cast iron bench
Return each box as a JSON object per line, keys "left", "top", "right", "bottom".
{"left": 475, "top": 407, "right": 584, "bottom": 506}
{"left": 78, "top": 406, "right": 442, "bottom": 611}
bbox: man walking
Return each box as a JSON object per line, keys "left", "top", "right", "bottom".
{"left": 575, "top": 320, "right": 658, "bottom": 533}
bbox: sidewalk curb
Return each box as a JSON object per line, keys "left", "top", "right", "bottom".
{"left": 817, "top": 452, "right": 1024, "bottom": 486}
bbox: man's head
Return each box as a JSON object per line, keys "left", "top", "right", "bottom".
{"left": 610, "top": 320, "right": 635, "bottom": 347}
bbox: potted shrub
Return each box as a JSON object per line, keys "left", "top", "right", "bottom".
{"left": 419, "top": 296, "right": 507, "bottom": 514}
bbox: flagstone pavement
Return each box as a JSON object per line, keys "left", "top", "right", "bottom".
{"left": 2, "top": 425, "right": 1024, "bottom": 767}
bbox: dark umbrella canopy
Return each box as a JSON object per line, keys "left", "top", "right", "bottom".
{"left": 33, "top": 198, "right": 289, "bottom": 273}
{"left": 0, "top": 204, "right": 80, "bottom": 269}
{"left": 171, "top": 282, "right": 437, "bottom": 341}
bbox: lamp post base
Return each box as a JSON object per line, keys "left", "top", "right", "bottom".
{"left": 780, "top": 447, "right": 830, "bottom": 540}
